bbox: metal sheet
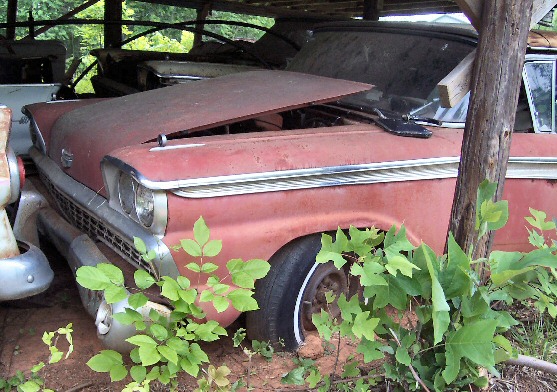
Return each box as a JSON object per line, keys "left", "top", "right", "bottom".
{"left": 53, "top": 70, "right": 371, "bottom": 144}
{"left": 48, "top": 70, "right": 371, "bottom": 191}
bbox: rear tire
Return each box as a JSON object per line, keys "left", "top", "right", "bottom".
{"left": 246, "top": 234, "right": 351, "bottom": 351}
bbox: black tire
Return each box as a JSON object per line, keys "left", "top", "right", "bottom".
{"left": 246, "top": 234, "right": 351, "bottom": 351}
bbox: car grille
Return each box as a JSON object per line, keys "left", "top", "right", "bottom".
{"left": 40, "top": 173, "right": 153, "bottom": 274}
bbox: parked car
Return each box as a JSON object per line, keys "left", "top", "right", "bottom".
{"left": 0, "top": 106, "right": 53, "bottom": 300}
{"left": 18, "top": 21, "right": 557, "bottom": 351}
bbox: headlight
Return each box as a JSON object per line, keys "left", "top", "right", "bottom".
{"left": 118, "top": 173, "right": 136, "bottom": 214}
{"left": 135, "top": 183, "right": 155, "bottom": 227}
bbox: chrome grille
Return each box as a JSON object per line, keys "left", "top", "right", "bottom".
{"left": 40, "top": 173, "right": 153, "bottom": 273}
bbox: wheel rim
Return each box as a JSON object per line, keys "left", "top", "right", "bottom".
{"left": 300, "top": 263, "right": 348, "bottom": 333}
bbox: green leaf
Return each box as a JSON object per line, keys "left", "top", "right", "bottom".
{"left": 385, "top": 254, "right": 420, "bottom": 277}
{"left": 357, "top": 338, "right": 385, "bottom": 363}
{"left": 76, "top": 266, "right": 111, "bottom": 290}
{"left": 181, "top": 239, "right": 202, "bottom": 257}
{"left": 441, "top": 234, "right": 471, "bottom": 299}
{"left": 113, "top": 308, "right": 143, "bottom": 325}
{"left": 442, "top": 320, "right": 498, "bottom": 384}
{"left": 281, "top": 367, "right": 306, "bottom": 385}
{"left": 130, "top": 365, "right": 147, "bottom": 383}
{"left": 306, "top": 369, "right": 322, "bottom": 388}
{"left": 526, "top": 208, "right": 556, "bottom": 231}
{"left": 213, "top": 296, "right": 230, "bottom": 313}
{"left": 350, "top": 262, "right": 387, "bottom": 287}
{"left": 395, "top": 346, "right": 412, "bottom": 366}
{"left": 227, "top": 289, "right": 259, "bottom": 311}
{"left": 316, "top": 231, "right": 349, "bottom": 269}
{"left": 161, "top": 277, "right": 181, "bottom": 301}
{"left": 176, "top": 276, "right": 191, "bottom": 289}
{"left": 150, "top": 324, "right": 168, "bottom": 341}
{"left": 193, "top": 217, "right": 210, "bottom": 246}
{"left": 227, "top": 259, "right": 271, "bottom": 289}
{"left": 134, "top": 270, "right": 156, "bottom": 290}
{"left": 352, "top": 312, "right": 379, "bottom": 341}
{"left": 104, "top": 284, "right": 128, "bottom": 304}
{"left": 383, "top": 225, "right": 415, "bottom": 253}
{"left": 364, "top": 274, "right": 407, "bottom": 310}
{"left": 203, "top": 240, "right": 222, "bottom": 257}
{"left": 432, "top": 310, "right": 450, "bottom": 346}
{"left": 200, "top": 262, "right": 219, "bottom": 274}
{"left": 87, "top": 350, "right": 123, "bottom": 372}
{"left": 110, "top": 364, "right": 128, "bottom": 382}
{"left": 18, "top": 381, "right": 40, "bottom": 392}
{"left": 134, "top": 237, "right": 148, "bottom": 254}
{"left": 128, "top": 293, "right": 149, "bottom": 309}
{"left": 158, "top": 345, "right": 179, "bottom": 365}
{"left": 127, "top": 334, "right": 157, "bottom": 347}
{"left": 97, "top": 264, "right": 125, "bottom": 285}
{"left": 337, "top": 294, "right": 361, "bottom": 319}
{"left": 185, "top": 262, "right": 201, "bottom": 273}
{"left": 138, "top": 345, "right": 161, "bottom": 367}
{"left": 199, "top": 289, "right": 214, "bottom": 302}
{"left": 178, "top": 288, "right": 197, "bottom": 304}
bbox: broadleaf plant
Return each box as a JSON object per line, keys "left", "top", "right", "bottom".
{"left": 282, "top": 181, "right": 557, "bottom": 391}
{"left": 77, "top": 217, "right": 270, "bottom": 391}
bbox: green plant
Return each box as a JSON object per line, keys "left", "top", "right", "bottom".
{"left": 0, "top": 324, "right": 74, "bottom": 392}
{"left": 281, "top": 180, "right": 557, "bottom": 391}
{"left": 76, "top": 217, "right": 270, "bottom": 391}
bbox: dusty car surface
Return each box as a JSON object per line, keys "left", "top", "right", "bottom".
{"left": 19, "top": 21, "right": 557, "bottom": 351}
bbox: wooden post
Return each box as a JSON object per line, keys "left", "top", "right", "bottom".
{"left": 6, "top": 0, "right": 17, "bottom": 39}
{"left": 363, "top": 0, "right": 383, "bottom": 21}
{"left": 448, "top": 0, "right": 534, "bottom": 261}
{"left": 104, "top": 0, "right": 122, "bottom": 48}
{"left": 193, "top": 3, "right": 211, "bottom": 48}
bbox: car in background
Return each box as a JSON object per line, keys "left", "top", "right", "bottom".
{"left": 18, "top": 21, "right": 557, "bottom": 351}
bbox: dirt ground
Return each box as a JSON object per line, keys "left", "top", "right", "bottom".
{"left": 1, "top": 248, "right": 557, "bottom": 392}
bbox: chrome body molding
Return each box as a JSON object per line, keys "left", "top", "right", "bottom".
{"left": 106, "top": 155, "right": 557, "bottom": 199}
{"left": 30, "top": 148, "right": 178, "bottom": 278}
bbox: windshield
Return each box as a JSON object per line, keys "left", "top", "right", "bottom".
{"left": 287, "top": 27, "right": 475, "bottom": 119}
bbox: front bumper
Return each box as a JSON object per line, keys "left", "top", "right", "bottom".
{"left": 0, "top": 240, "right": 53, "bottom": 301}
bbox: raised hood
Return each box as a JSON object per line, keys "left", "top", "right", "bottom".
{"left": 48, "top": 70, "right": 371, "bottom": 192}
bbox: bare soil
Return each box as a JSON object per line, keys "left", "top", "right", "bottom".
{"left": 1, "top": 248, "right": 556, "bottom": 391}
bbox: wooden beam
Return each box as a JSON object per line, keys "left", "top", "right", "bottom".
{"left": 454, "top": 0, "right": 482, "bottom": 29}
{"left": 439, "top": 0, "right": 557, "bottom": 108}
{"left": 6, "top": 0, "right": 17, "bottom": 39}
{"left": 104, "top": 0, "right": 123, "bottom": 48}
{"left": 193, "top": 2, "right": 211, "bottom": 48}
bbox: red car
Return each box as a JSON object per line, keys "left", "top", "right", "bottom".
{"left": 20, "top": 21, "right": 557, "bottom": 350}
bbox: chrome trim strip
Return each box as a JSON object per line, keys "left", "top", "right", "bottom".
{"left": 105, "top": 155, "right": 557, "bottom": 199}
{"left": 30, "top": 148, "right": 178, "bottom": 278}
{"left": 149, "top": 143, "right": 205, "bottom": 152}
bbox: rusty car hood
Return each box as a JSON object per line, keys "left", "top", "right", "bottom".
{"left": 47, "top": 70, "right": 371, "bottom": 192}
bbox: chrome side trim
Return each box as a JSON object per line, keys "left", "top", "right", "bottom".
{"left": 30, "top": 148, "right": 178, "bottom": 278}
{"left": 105, "top": 155, "right": 557, "bottom": 199}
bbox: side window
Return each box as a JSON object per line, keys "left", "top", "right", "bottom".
{"left": 523, "top": 59, "right": 556, "bottom": 133}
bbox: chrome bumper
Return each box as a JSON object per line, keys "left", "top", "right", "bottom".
{"left": 0, "top": 240, "right": 53, "bottom": 301}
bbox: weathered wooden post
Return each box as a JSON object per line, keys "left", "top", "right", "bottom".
{"left": 448, "top": 0, "right": 534, "bottom": 260}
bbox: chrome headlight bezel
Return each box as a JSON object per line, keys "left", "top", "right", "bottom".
{"left": 117, "top": 172, "right": 136, "bottom": 215}
{"left": 135, "top": 183, "right": 155, "bottom": 227}
{"left": 103, "top": 159, "right": 168, "bottom": 237}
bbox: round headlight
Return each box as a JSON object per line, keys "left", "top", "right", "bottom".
{"left": 135, "top": 183, "right": 155, "bottom": 227}
{"left": 118, "top": 173, "right": 136, "bottom": 214}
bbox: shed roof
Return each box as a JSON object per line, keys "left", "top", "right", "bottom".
{"left": 136, "top": 0, "right": 463, "bottom": 19}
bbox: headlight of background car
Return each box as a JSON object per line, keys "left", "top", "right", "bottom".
{"left": 135, "top": 183, "right": 155, "bottom": 227}
{"left": 118, "top": 173, "right": 136, "bottom": 214}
